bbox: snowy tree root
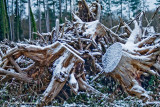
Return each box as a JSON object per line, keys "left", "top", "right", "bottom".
{"left": 110, "top": 54, "right": 150, "bottom": 101}
{"left": 1, "top": 41, "right": 85, "bottom": 105}
{"left": 102, "top": 41, "right": 159, "bottom": 101}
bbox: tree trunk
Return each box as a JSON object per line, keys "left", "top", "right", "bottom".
{"left": 11, "top": 0, "right": 14, "bottom": 41}
{"left": 120, "top": 0, "right": 122, "bottom": 18}
{"left": 4, "top": 0, "right": 10, "bottom": 40}
{"left": 59, "top": 0, "right": 62, "bottom": 23}
{"left": 103, "top": 43, "right": 149, "bottom": 101}
{"left": 46, "top": 0, "right": 50, "bottom": 32}
{"left": 38, "top": 0, "right": 41, "bottom": 33}
{"left": 70, "top": 0, "right": 72, "bottom": 20}
{"left": 43, "top": 0, "right": 47, "bottom": 32}
{"left": 15, "top": 0, "right": 20, "bottom": 41}
{"left": 28, "top": 0, "right": 31, "bottom": 40}
{"left": 102, "top": 18, "right": 160, "bottom": 101}
{"left": 128, "top": 0, "right": 130, "bottom": 18}
{"left": 66, "top": 0, "right": 67, "bottom": 13}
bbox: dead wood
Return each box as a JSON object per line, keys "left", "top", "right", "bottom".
{"left": 0, "top": 1, "right": 160, "bottom": 106}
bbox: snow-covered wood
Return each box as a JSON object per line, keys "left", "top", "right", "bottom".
{"left": 103, "top": 16, "right": 160, "bottom": 100}
{"left": 0, "top": 1, "right": 160, "bottom": 105}
{"left": 102, "top": 42, "right": 122, "bottom": 73}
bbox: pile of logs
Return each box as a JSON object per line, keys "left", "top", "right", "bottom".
{"left": 0, "top": 0, "right": 160, "bottom": 106}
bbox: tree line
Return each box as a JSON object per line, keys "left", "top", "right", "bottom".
{"left": 0, "top": 0, "right": 160, "bottom": 41}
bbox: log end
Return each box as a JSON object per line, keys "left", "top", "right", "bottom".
{"left": 102, "top": 42, "right": 122, "bottom": 73}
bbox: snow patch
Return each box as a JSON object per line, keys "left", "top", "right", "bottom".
{"left": 122, "top": 20, "right": 140, "bottom": 53}
{"left": 73, "top": 13, "right": 83, "bottom": 23}
{"left": 69, "top": 73, "right": 79, "bottom": 93}
{"left": 83, "top": 20, "right": 99, "bottom": 36}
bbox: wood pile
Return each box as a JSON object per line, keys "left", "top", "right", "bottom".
{"left": 0, "top": 0, "right": 160, "bottom": 106}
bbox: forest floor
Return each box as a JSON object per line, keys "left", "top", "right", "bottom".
{"left": 1, "top": 74, "right": 159, "bottom": 106}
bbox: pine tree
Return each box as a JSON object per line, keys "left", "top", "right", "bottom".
{"left": 130, "top": 0, "right": 141, "bottom": 16}
{"left": 14, "top": 0, "right": 20, "bottom": 41}
{"left": 112, "top": 0, "right": 123, "bottom": 18}
{"left": 30, "top": 7, "right": 37, "bottom": 39}
{"left": 28, "top": 0, "right": 31, "bottom": 40}
{"left": 0, "top": 0, "right": 6, "bottom": 40}
{"left": 59, "top": 0, "right": 62, "bottom": 23}
{"left": 19, "top": 0, "right": 27, "bottom": 40}
{"left": 0, "top": 0, "right": 10, "bottom": 41}
{"left": 4, "top": 0, "right": 10, "bottom": 40}
{"left": 46, "top": 0, "right": 50, "bottom": 32}
{"left": 11, "top": 0, "right": 14, "bottom": 41}
{"left": 38, "top": 0, "right": 41, "bottom": 33}
{"left": 155, "top": 0, "right": 160, "bottom": 5}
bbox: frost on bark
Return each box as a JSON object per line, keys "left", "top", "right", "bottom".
{"left": 102, "top": 13, "right": 160, "bottom": 101}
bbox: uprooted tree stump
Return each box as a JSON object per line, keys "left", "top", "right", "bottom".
{"left": 0, "top": 41, "right": 109, "bottom": 106}
{"left": 0, "top": 0, "right": 160, "bottom": 106}
{"left": 102, "top": 18, "right": 160, "bottom": 101}
{"left": 103, "top": 43, "right": 150, "bottom": 101}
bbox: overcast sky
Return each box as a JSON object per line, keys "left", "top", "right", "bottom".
{"left": 26, "top": 0, "right": 158, "bottom": 16}
{"left": 147, "top": 0, "right": 158, "bottom": 10}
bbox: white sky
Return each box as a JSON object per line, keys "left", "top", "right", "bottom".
{"left": 147, "top": 0, "right": 158, "bottom": 10}
{"left": 25, "top": 0, "right": 158, "bottom": 16}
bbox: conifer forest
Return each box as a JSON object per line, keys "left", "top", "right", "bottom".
{"left": 0, "top": 0, "right": 160, "bottom": 106}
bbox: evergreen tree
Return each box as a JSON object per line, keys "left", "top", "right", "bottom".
{"left": 38, "top": 0, "right": 41, "bottom": 33}
{"left": 19, "top": 0, "right": 27, "bottom": 40}
{"left": 28, "top": 0, "right": 31, "bottom": 40}
{"left": 30, "top": 7, "right": 37, "bottom": 39}
{"left": 50, "top": 0, "right": 56, "bottom": 27}
{"left": 155, "top": 0, "right": 160, "bottom": 5}
{"left": 14, "top": 0, "right": 21, "bottom": 41}
{"left": 0, "top": 0, "right": 10, "bottom": 41}
{"left": 11, "top": 0, "right": 14, "bottom": 41}
{"left": 59, "top": 0, "right": 62, "bottom": 23}
{"left": 0, "top": 0, "right": 6, "bottom": 40}
{"left": 4, "top": 0, "right": 10, "bottom": 40}
{"left": 112, "top": 0, "right": 123, "bottom": 18}
{"left": 130, "top": 0, "right": 141, "bottom": 16}
{"left": 46, "top": 0, "right": 50, "bottom": 32}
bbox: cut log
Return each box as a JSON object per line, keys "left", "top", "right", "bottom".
{"left": 103, "top": 43, "right": 150, "bottom": 101}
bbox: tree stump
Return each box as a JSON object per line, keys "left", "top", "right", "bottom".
{"left": 103, "top": 42, "right": 150, "bottom": 101}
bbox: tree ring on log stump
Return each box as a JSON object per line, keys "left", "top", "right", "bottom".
{"left": 102, "top": 42, "right": 122, "bottom": 73}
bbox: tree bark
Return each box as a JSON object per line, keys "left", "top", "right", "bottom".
{"left": 38, "top": 0, "right": 41, "bottom": 33}
{"left": 59, "top": 0, "right": 62, "bottom": 23}
{"left": 46, "top": 0, "right": 50, "bottom": 32}
{"left": 28, "top": 0, "right": 31, "bottom": 40}
{"left": 11, "top": 0, "right": 14, "bottom": 41}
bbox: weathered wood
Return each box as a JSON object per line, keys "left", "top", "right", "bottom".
{"left": 8, "top": 56, "right": 23, "bottom": 73}
{"left": 37, "top": 44, "right": 84, "bottom": 105}
{"left": 0, "top": 2, "right": 160, "bottom": 105}
{"left": 0, "top": 68, "right": 33, "bottom": 83}
{"left": 102, "top": 19, "right": 160, "bottom": 100}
